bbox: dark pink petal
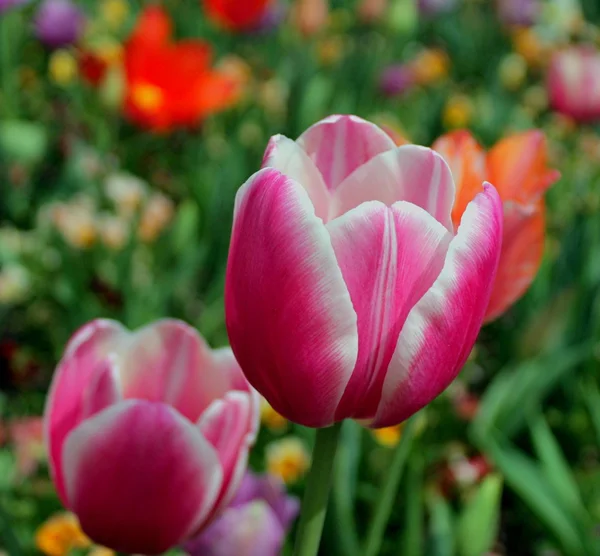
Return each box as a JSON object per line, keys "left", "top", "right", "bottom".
{"left": 327, "top": 201, "right": 452, "bottom": 420}
{"left": 62, "top": 400, "right": 222, "bottom": 555}
{"left": 225, "top": 168, "right": 358, "bottom": 427}
{"left": 331, "top": 145, "right": 455, "bottom": 231}
{"left": 262, "top": 134, "right": 331, "bottom": 221}
{"left": 44, "top": 319, "right": 127, "bottom": 504}
{"left": 370, "top": 183, "right": 503, "bottom": 427}
{"left": 119, "top": 320, "right": 249, "bottom": 423}
{"left": 296, "top": 114, "right": 396, "bottom": 192}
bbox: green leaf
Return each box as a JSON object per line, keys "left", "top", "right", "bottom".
{"left": 0, "top": 120, "right": 48, "bottom": 166}
{"left": 482, "top": 435, "right": 587, "bottom": 556}
{"left": 472, "top": 345, "right": 591, "bottom": 440}
{"left": 426, "top": 488, "right": 455, "bottom": 556}
{"left": 457, "top": 473, "right": 503, "bottom": 556}
{"left": 529, "top": 413, "right": 588, "bottom": 522}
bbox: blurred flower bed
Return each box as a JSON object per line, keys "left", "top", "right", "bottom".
{"left": 1, "top": 0, "right": 600, "bottom": 554}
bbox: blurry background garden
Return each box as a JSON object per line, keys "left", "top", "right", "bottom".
{"left": 1, "top": 0, "right": 600, "bottom": 554}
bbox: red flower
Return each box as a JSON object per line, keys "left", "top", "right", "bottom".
{"left": 203, "top": 0, "right": 272, "bottom": 31}
{"left": 124, "top": 6, "right": 240, "bottom": 131}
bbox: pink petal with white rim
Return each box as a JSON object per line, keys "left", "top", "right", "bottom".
{"left": 118, "top": 320, "right": 247, "bottom": 423}
{"left": 81, "top": 358, "right": 122, "bottom": 420}
{"left": 197, "top": 390, "right": 259, "bottom": 518}
{"left": 369, "top": 183, "right": 503, "bottom": 428}
{"left": 330, "top": 146, "right": 456, "bottom": 231}
{"left": 62, "top": 400, "right": 222, "bottom": 555}
{"left": 296, "top": 114, "right": 396, "bottom": 192}
{"left": 225, "top": 168, "right": 358, "bottom": 428}
{"left": 327, "top": 201, "right": 452, "bottom": 420}
{"left": 262, "top": 134, "right": 331, "bottom": 221}
{"left": 44, "top": 319, "right": 127, "bottom": 504}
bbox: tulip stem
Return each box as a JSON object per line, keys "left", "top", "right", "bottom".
{"left": 363, "top": 415, "right": 418, "bottom": 556}
{"left": 292, "top": 422, "right": 343, "bottom": 556}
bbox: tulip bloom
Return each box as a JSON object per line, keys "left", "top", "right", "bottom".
{"left": 547, "top": 46, "right": 600, "bottom": 123}
{"left": 225, "top": 115, "right": 503, "bottom": 428}
{"left": 433, "top": 130, "right": 559, "bottom": 321}
{"left": 203, "top": 0, "right": 272, "bottom": 31}
{"left": 34, "top": 0, "right": 85, "bottom": 49}
{"left": 184, "top": 471, "right": 299, "bottom": 556}
{"left": 123, "top": 6, "right": 239, "bottom": 131}
{"left": 44, "top": 319, "right": 258, "bottom": 554}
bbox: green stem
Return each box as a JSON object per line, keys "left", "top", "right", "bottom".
{"left": 363, "top": 415, "right": 418, "bottom": 556}
{"left": 293, "top": 422, "right": 343, "bottom": 556}
{"left": 0, "top": 10, "right": 19, "bottom": 118}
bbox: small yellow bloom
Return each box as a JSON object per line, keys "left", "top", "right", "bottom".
{"left": 35, "top": 513, "right": 91, "bottom": 556}
{"left": 499, "top": 53, "right": 527, "bottom": 91}
{"left": 104, "top": 172, "right": 147, "bottom": 216}
{"left": 260, "top": 399, "right": 288, "bottom": 432}
{"left": 54, "top": 204, "right": 97, "bottom": 249}
{"left": 511, "top": 28, "right": 548, "bottom": 67}
{"left": 317, "top": 36, "right": 345, "bottom": 66}
{"left": 100, "top": 0, "right": 129, "bottom": 30}
{"left": 94, "top": 38, "right": 124, "bottom": 66}
{"left": 442, "top": 95, "right": 473, "bottom": 129}
{"left": 372, "top": 424, "right": 404, "bottom": 447}
{"left": 138, "top": 193, "right": 175, "bottom": 242}
{"left": 98, "top": 214, "right": 129, "bottom": 250}
{"left": 88, "top": 548, "right": 116, "bottom": 556}
{"left": 49, "top": 50, "right": 78, "bottom": 86}
{"left": 266, "top": 437, "right": 311, "bottom": 484}
{"left": 411, "top": 48, "right": 449, "bottom": 86}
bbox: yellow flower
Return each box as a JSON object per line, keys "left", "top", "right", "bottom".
{"left": 49, "top": 50, "right": 78, "bottom": 86}
{"left": 94, "top": 38, "right": 124, "bottom": 66}
{"left": 371, "top": 424, "right": 404, "bottom": 447}
{"left": 88, "top": 548, "right": 116, "bottom": 556}
{"left": 98, "top": 214, "right": 129, "bottom": 250}
{"left": 317, "top": 36, "right": 345, "bottom": 66}
{"left": 35, "top": 513, "right": 91, "bottom": 556}
{"left": 260, "top": 399, "right": 288, "bottom": 432}
{"left": 100, "top": 0, "right": 129, "bottom": 30}
{"left": 411, "top": 48, "right": 449, "bottom": 86}
{"left": 104, "top": 172, "right": 147, "bottom": 216}
{"left": 511, "top": 28, "right": 548, "bottom": 67}
{"left": 54, "top": 204, "right": 97, "bottom": 249}
{"left": 499, "top": 53, "right": 527, "bottom": 91}
{"left": 442, "top": 95, "right": 473, "bottom": 129}
{"left": 266, "top": 437, "right": 311, "bottom": 484}
{"left": 138, "top": 193, "right": 175, "bottom": 243}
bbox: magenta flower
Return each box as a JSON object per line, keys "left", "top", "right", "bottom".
{"left": 496, "top": 0, "right": 540, "bottom": 26}
{"left": 184, "top": 471, "right": 299, "bottom": 556}
{"left": 44, "top": 319, "right": 259, "bottom": 554}
{"left": 547, "top": 46, "right": 600, "bottom": 123}
{"left": 34, "top": 0, "right": 85, "bottom": 48}
{"left": 225, "top": 114, "right": 503, "bottom": 429}
{"left": 379, "top": 64, "right": 416, "bottom": 97}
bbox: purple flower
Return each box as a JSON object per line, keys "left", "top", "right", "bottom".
{"left": 379, "top": 64, "right": 415, "bottom": 97}
{"left": 248, "top": 1, "right": 287, "bottom": 34}
{"left": 0, "top": 0, "right": 30, "bottom": 15}
{"left": 184, "top": 472, "right": 300, "bottom": 556}
{"left": 33, "top": 0, "right": 85, "bottom": 48}
{"left": 496, "top": 0, "right": 540, "bottom": 26}
{"left": 418, "top": 0, "right": 458, "bottom": 16}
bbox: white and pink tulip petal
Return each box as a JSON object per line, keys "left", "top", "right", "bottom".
{"left": 370, "top": 183, "right": 503, "bottom": 428}
{"left": 327, "top": 201, "right": 452, "bottom": 420}
{"left": 330, "top": 146, "right": 455, "bottom": 231}
{"left": 296, "top": 114, "right": 396, "bottom": 192}
{"left": 62, "top": 400, "right": 222, "bottom": 555}
{"left": 262, "top": 134, "right": 331, "bottom": 221}
{"left": 44, "top": 319, "right": 127, "bottom": 504}
{"left": 225, "top": 168, "right": 358, "bottom": 427}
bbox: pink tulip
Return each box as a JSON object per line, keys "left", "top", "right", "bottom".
{"left": 225, "top": 115, "right": 503, "bottom": 429}
{"left": 547, "top": 46, "right": 600, "bottom": 123}
{"left": 44, "top": 319, "right": 259, "bottom": 555}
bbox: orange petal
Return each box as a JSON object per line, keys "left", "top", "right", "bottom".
{"left": 485, "top": 200, "right": 546, "bottom": 321}
{"left": 487, "top": 130, "right": 560, "bottom": 204}
{"left": 432, "top": 130, "right": 487, "bottom": 228}
{"left": 129, "top": 6, "right": 172, "bottom": 48}
{"left": 195, "top": 71, "right": 240, "bottom": 116}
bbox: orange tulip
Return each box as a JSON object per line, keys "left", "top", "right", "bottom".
{"left": 123, "top": 6, "right": 239, "bottom": 132}
{"left": 433, "top": 130, "right": 559, "bottom": 321}
{"left": 203, "top": 0, "right": 272, "bottom": 31}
